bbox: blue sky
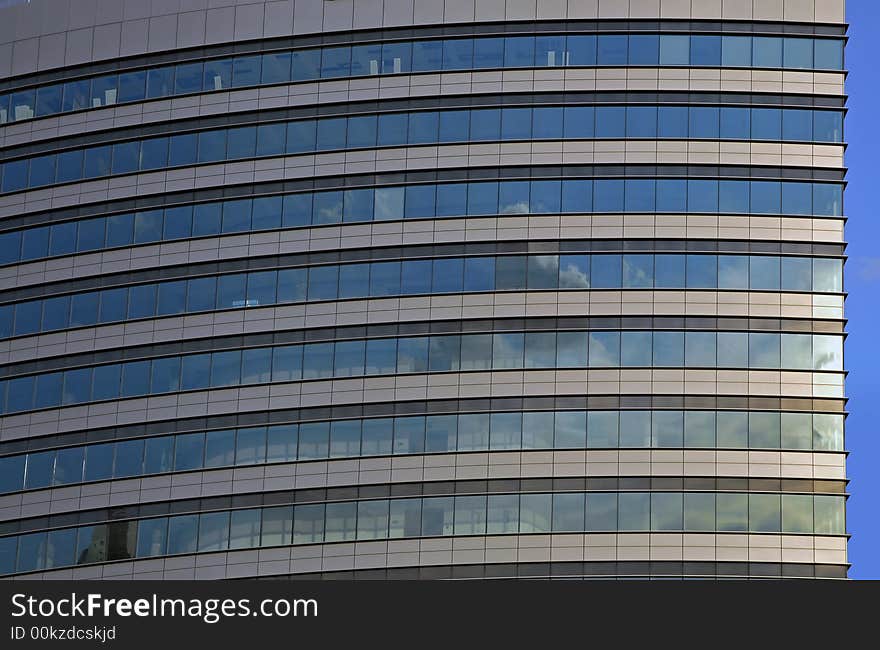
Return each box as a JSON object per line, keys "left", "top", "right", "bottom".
{"left": 837, "top": 0, "right": 878, "bottom": 578}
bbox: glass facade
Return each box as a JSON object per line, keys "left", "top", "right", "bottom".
{"left": 0, "top": 1, "right": 847, "bottom": 580}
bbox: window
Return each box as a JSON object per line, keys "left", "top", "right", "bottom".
{"left": 552, "top": 493, "right": 585, "bottom": 532}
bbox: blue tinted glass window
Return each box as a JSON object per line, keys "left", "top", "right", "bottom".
{"left": 625, "top": 179, "right": 655, "bottom": 212}
{"left": 22, "top": 226, "right": 50, "bottom": 260}
{"left": 433, "top": 258, "right": 464, "bottom": 293}
{"left": 316, "top": 117, "right": 347, "bottom": 150}
{"left": 657, "top": 106, "right": 688, "bottom": 137}
{"left": 689, "top": 106, "right": 719, "bottom": 138}
{"left": 334, "top": 340, "right": 366, "bottom": 376}
{"left": 589, "top": 331, "right": 620, "bottom": 367}
{"left": 55, "top": 149, "right": 83, "bottom": 183}
{"left": 0, "top": 231, "right": 20, "bottom": 264}
{"left": 204, "top": 59, "right": 232, "bottom": 91}
{"left": 473, "top": 37, "right": 504, "bottom": 68}
{"left": 719, "top": 180, "right": 749, "bottom": 213}
{"left": 35, "top": 85, "right": 62, "bottom": 117}
{"left": 121, "top": 360, "right": 151, "bottom": 397}
{"left": 150, "top": 356, "right": 180, "bottom": 394}
{"left": 749, "top": 333, "right": 780, "bottom": 368}
{"left": 401, "top": 260, "right": 432, "bottom": 295}
{"left": 626, "top": 106, "right": 657, "bottom": 137}
{"left": 168, "top": 133, "right": 197, "bottom": 166}
{"left": 597, "top": 35, "right": 627, "bottom": 65}
{"left": 656, "top": 179, "right": 687, "bottom": 212}
{"left": 782, "top": 109, "right": 813, "bottom": 141}
{"left": 404, "top": 184, "right": 436, "bottom": 218}
{"left": 654, "top": 332, "right": 684, "bottom": 366}
{"left": 69, "top": 292, "right": 99, "bottom": 328}
{"left": 629, "top": 34, "right": 659, "bottom": 65}
{"left": 536, "top": 35, "right": 566, "bottom": 67}
{"left": 623, "top": 254, "right": 653, "bottom": 288}
{"left": 382, "top": 41, "right": 411, "bottom": 74}
{"left": 2, "top": 159, "right": 28, "bottom": 192}
{"left": 6, "top": 376, "right": 34, "bottom": 412}
{"left": 720, "top": 107, "right": 750, "bottom": 139}
{"left": 753, "top": 37, "right": 782, "bottom": 68}
{"left": 33, "top": 373, "right": 62, "bottom": 409}
{"left": 621, "top": 331, "right": 652, "bottom": 366}
{"left": 24, "top": 450, "right": 55, "bottom": 489}
{"left": 563, "top": 106, "right": 595, "bottom": 138}
{"left": 197, "top": 130, "right": 226, "bottom": 163}
{"left": 261, "top": 51, "right": 291, "bottom": 83}
{"left": 498, "top": 181, "right": 529, "bottom": 214}
{"left": 470, "top": 109, "right": 501, "bottom": 142}
{"left": 814, "top": 39, "right": 843, "bottom": 70}
{"left": 308, "top": 265, "right": 339, "bottom": 300}
{"left": 594, "top": 179, "right": 624, "bottom": 212}
{"left": 167, "top": 515, "right": 198, "bottom": 554}
{"left": 686, "top": 255, "right": 717, "bottom": 288}
{"left": 411, "top": 40, "right": 443, "bottom": 72}
{"left": 751, "top": 181, "right": 781, "bottom": 214}
{"left": 567, "top": 35, "right": 596, "bottom": 65}
{"left": 286, "top": 119, "right": 316, "bottom": 153}
{"left": 783, "top": 38, "right": 813, "bottom": 69}
{"left": 591, "top": 254, "right": 622, "bottom": 288}
{"left": 377, "top": 113, "right": 407, "bottom": 146}
{"left": 90, "top": 75, "right": 117, "bottom": 107}
{"left": 814, "top": 183, "right": 842, "bottom": 216}
{"left": 174, "top": 62, "right": 203, "bottom": 94}
{"left": 215, "top": 274, "right": 246, "bottom": 309}
{"left": 84, "top": 442, "right": 113, "bottom": 481}
{"left": 782, "top": 181, "right": 812, "bottom": 215}
{"left": 595, "top": 106, "right": 625, "bottom": 138}
{"left": 752, "top": 108, "right": 781, "bottom": 140}
{"left": 532, "top": 106, "right": 564, "bottom": 139}
{"left": 407, "top": 111, "right": 439, "bottom": 144}
{"left": 139, "top": 138, "right": 168, "bottom": 170}
{"left": 464, "top": 257, "right": 495, "bottom": 292}
{"left": 750, "top": 256, "right": 781, "bottom": 291}
{"left": 16, "top": 532, "right": 46, "bottom": 572}
{"left": 691, "top": 36, "right": 721, "bottom": 66}
{"left": 221, "top": 198, "right": 251, "bottom": 234}
{"left": 370, "top": 262, "right": 401, "bottom": 296}
{"left": 114, "top": 439, "right": 144, "bottom": 478}
{"left": 280, "top": 193, "right": 312, "bottom": 228}
{"left": 504, "top": 36, "right": 535, "bottom": 67}
{"left": 62, "top": 79, "right": 90, "bottom": 111}
{"left": 654, "top": 255, "right": 685, "bottom": 289}
{"left": 292, "top": 50, "right": 321, "bottom": 81}
{"left": 559, "top": 255, "right": 589, "bottom": 289}
{"left": 298, "top": 422, "right": 329, "bottom": 459}
{"left": 28, "top": 155, "right": 56, "bottom": 187}
{"left": 227, "top": 126, "right": 256, "bottom": 159}
{"left": 338, "top": 264, "right": 371, "bottom": 299}
{"left": 814, "top": 111, "right": 842, "bottom": 143}
{"left": 659, "top": 35, "right": 689, "bottom": 65}
{"left": 251, "top": 196, "right": 282, "bottom": 230}
{"left": 495, "top": 256, "right": 526, "bottom": 290}
{"left": 501, "top": 108, "right": 532, "bottom": 140}
{"left": 254, "top": 123, "right": 287, "bottom": 157}
{"left": 191, "top": 202, "right": 221, "bottom": 236}
{"left": 688, "top": 180, "right": 718, "bottom": 213}
{"left": 436, "top": 183, "right": 468, "bottom": 216}
{"left": 718, "top": 255, "right": 749, "bottom": 289}
{"left": 722, "top": 35, "right": 752, "bottom": 66}
{"left": 313, "top": 190, "right": 342, "bottom": 224}
{"left": 41, "top": 296, "right": 70, "bottom": 331}
{"left": 131, "top": 209, "right": 162, "bottom": 244}
{"left": 271, "top": 346, "right": 302, "bottom": 382}
{"left": 438, "top": 109, "right": 470, "bottom": 142}
{"left": 14, "top": 301, "right": 42, "bottom": 336}
{"left": 91, "top": 363, "right": 121, "bottom": 401}
{"left": 443, "top": 39, "right": 473, "bottom": 70}
{"left": 49, "top": 221, "right": 76, "bottom": 256}
{"left": 561, "top": 179, "right": 592, "bottom": 212}
{"left": 321, "top": 46, "right": 351, "bottom": 78}
{"left": 531, "top": 180, "right": 561, "bottom": 213}
{"left": 76, "top": 218, "right": 106, "bottom": 252}
{"left": 146, "top": 66, "right": 175, "bottom": 98}
{"left": 232, "top": 55, "right": 261, "bottom": 87}
{"left": 174, "top": 433, "right": 205, "bottom": 471}
{"left": 53, "top": 447, "right": 83, "bottom": 485}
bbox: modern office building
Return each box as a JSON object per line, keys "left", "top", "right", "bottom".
{"left": 0, "top": 0, "right": 847, "bottom": 580}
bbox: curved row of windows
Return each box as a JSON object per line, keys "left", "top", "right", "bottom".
{"left": 0, "top": 178, "right": 845, "bottom": 267}
{"left": 0, "top": 105, "right": 845, "bottom": 195}
{"left": 0, "top": 410, "right": 845, "bottom": 495}
{"left": 0, "top": 33, "right": 845, "bottom": 126}
{"left": 0, "top": 491, "right": 847, "bottom": 576}
{"left": 0, "top": 254, "right": 844, "bottom": 340}
{"left": 0, "top": 330, "right": 844, "bottom": 415}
